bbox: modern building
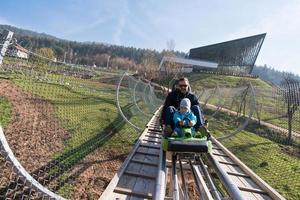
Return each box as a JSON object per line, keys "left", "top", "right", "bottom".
{"left": 189, "top": 33, "right": 266, "bottom": 74}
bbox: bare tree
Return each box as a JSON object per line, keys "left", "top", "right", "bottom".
{"left": 166, "top": 39, "right": 176, "bottom": 51}
{"left": 140, "top": 50, "right": 158, "bottom": 80}
{"left": 162, "top": 39, "right": 182, "bottom": 80}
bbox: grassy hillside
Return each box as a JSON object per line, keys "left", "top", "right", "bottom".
{"left": 0, "top": 97, "right": 12, "bottom": 127}
{"left": 0, "top": 65, "right": 151, "bottom": 198}
{"left": 187, "top": 72, "right": 300, "bottom": 200}
{"left": 188, "top": 73, "right": 273, "bottom": 90}
{"left": 188, "top": 73, "right": 300, "bottom": 133}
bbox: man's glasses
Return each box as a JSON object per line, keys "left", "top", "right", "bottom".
{"left": 179, "top": 84, "right": 188, "bottom": 88}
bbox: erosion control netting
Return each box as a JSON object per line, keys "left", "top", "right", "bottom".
{"left": 191, "top": 82, "right": 256, "bottom": 140}
{"left": 0, "top": 56, "right": 163, "bottom": 199}
{"left": 164, "top": 67, "right": 256, "bottom": 140}
{"left": 189, "top": 76, "right": 300, "bottom": 199}
{"left": 253, "top": 85, "right": 300, "bottom": 145}
{"left": 117, "top": 73, "right": 163, "bottom": 131}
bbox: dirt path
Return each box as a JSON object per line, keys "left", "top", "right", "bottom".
{"left": 0, "top": 79, "right": 69, "bottom": 171}
{"left": 70, "top": 149, "right": 127, "bottom": 200}
{"left": 203, "top": 101, "right": 300, "bottom": 138}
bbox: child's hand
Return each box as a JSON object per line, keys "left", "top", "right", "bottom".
{"left": 179, "top": 120, "right": 184, "bottom": 126}
{"left": 188, "top": 121, "right": 193, "bottom": 127}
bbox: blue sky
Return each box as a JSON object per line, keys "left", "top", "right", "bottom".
{"left": 0, "top": 0, "right": 300, "bottom": 75}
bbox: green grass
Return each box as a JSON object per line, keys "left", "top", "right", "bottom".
{"left": 13, "top": 74, "right": 146, "bottom": 149}
{"left": 0, "top": 97, "right": 12, "bottom": 128}
{"left": 1, "top": 61, "right": 153, "bottom": 152}
{"left": 188, "top": 73, "right": 272, "bottom": 90}
{"left": 208, "top": 109, "right": 300, "bottom": 200}
{"left": 0, "top": 68, "right": 152, "bottom": 197}
{"left": 13, "top": 75, "right": 116, "bottom": 146}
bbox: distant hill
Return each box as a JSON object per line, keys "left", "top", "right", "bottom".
{"left": 251, "top": 65, "right": 300, "bottom": 85}
{"left": 0, "top": 24, "right": 186, "bottom": 67}
{"left": 0, "top": 24, "right": 59, "bottom": 40}
{"left": 1, "top": 24, "right": 299, "bottom": 84}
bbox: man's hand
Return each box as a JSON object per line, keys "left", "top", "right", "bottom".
{"left": 188, "top": 121, "right": 193, "bottom": 127}
{"left": 179, "top": 120, "right": 184, "bottom": 126}
{"left": 160, "top": 119, "right": 164, "bottom": 128}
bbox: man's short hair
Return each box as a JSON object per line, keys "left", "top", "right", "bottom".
{"left": 178, "top": 77, "right": 189, "bottom": 84}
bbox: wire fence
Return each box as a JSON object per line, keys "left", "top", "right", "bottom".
{"left": 253, "top": 83, "right": 300, "bottom": 146}
{"left": 0, "top": 56, "right": 162, "bottom": 199}
{"left": 190, "top": 77, "right": 300, "bottom": 200}
{"left": 1, "top": 36, "right": 300, "bottom": 199}
{"left": 192, "top": 82, "right": 256, "bottom": 140}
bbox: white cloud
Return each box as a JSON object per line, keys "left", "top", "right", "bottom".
{"left": 62, "top": 16, "right": 110, "bottom": 37}
{"left": 113, "top": 0, "right": 129, "bottom": 45}
{"left": 0, "top": 16, "right": 12, "bottom": 25}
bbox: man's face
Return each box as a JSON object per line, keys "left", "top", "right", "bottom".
{"left": 178, "top": 80, "right": 189, "bottom": 94}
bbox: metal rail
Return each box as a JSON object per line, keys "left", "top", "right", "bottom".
{"left": 154, "top": 148, "right": 166, "bottom": 200}
{"left": 0, "top": 127, "right": 66, "bottom": 200}
{"left": 99, "top": 110, "right": 285, "bottom": 200}
{"left": 207, "top": 152, "right": 244, "bottom": 200}
{"left": 116, "top": 72, "right": 142, "bottom": 131}
{"left": 209, "top": 137, "right": 286, "bottom": 200}
{"left": 172, "top": 153, "right": 180, "bottom": 200}
{"left": 178, "top": 157, "right": 189, "bottom": 200}
{"left": 189, "top": 160, "right": 214, "bottom": 200}
{"left": 198, "top": 156, "right": 222, "bottom": 200}
{"left": 132, "top": 78, "right": 152, "bottom": 117}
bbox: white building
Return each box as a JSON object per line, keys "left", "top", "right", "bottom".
{"left": 180, "top": 66, "right": 193, "bottom": 73}
{"left": 11, "top": 45, "right": 29, "bottom": 59}
{"left": 158, "top": 56, "right": 218, "bottom": 74}
{"left": 159, "top": 66, "right": 194, "bottom": 74}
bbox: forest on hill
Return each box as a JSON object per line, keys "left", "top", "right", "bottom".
{"left": 252, "top": 65, "right": 300, "bottom": 85}
{"left": 0, "top": 24, "right": 185, "bottom": 68}
{"left": 1, "top": 24, "right": 299, "bottom": 85}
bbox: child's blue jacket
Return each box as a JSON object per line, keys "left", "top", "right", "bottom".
{"left": 173, "top": 110, "right": 197, "bottom": 127}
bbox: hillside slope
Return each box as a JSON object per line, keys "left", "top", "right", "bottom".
{"left": 188, "top": 73, "right": 273, "bottom": 90}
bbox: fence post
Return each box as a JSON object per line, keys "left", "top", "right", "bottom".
{"left": 0, "top": 30, "right": 14, "bottom": 65}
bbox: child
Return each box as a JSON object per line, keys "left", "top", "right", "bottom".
{"left": 172, "top": 98, "right": 197, "bottom": 137}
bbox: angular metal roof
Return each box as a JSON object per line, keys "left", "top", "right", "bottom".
{"left": 189, "top": 33, "right": 266, "bottom": 74}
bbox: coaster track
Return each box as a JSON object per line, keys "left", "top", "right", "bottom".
{"left": 100, "top": 110, "right": 285, "bottom": 200}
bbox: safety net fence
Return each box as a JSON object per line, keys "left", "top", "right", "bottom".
{"left": 189, "top": 76, "right": 300, "bottom": 200}
{"left": 0, "top": 56, "right": 162, "bottom": 199}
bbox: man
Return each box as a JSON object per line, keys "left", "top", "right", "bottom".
{"left": 160, "top": 77, "right": 209, "bottom": 138}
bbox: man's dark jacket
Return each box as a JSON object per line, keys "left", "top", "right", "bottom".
{"left": 160, "top": 89, "right": 199, "bottom": 124}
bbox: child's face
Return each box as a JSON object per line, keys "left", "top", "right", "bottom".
{"left": 180, "top": 107, "right": 188, "bottom": 114}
